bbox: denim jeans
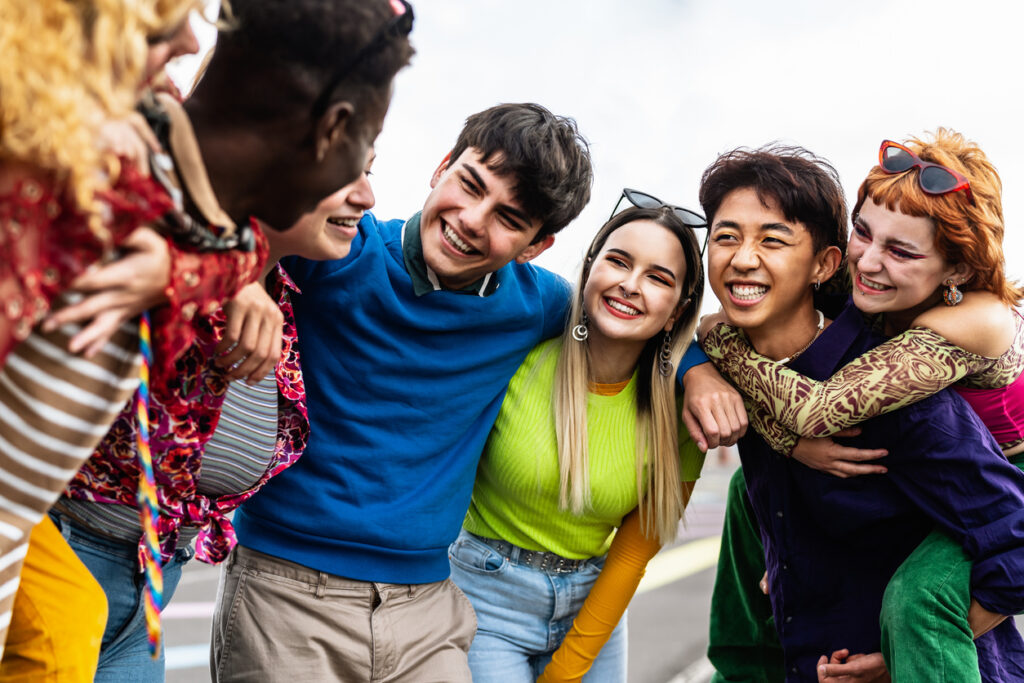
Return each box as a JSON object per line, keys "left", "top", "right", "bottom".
{"left": 448, "top": 530, "right": 627, "bottom": 683}
{"left": 49, "top": 509, "right": 193, "bottom": 683}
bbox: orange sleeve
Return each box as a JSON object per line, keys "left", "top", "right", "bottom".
{"left": 537, "top": 507, "right": 662, "bottom": 683}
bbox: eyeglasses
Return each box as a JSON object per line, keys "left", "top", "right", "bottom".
{"left": 312, "top": 0, "right": 414, "bottom": 118}
{"left": 878, "top": 140, "right": 974, "bottom": 204}
{"left": 611, "top": 188, "right": 709, "bottom": 254}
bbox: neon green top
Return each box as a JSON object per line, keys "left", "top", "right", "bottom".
{"left": 462, "top": 338, "right": 705, "bottom": 559}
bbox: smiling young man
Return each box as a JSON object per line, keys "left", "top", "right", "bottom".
{"left": 699, "top": 145, "right": 1024, "bottom": 682}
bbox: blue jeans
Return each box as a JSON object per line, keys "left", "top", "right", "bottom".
{"left": 49, "top": 509, "right": 193, "bottom": 683}
{"left": 448, "top": 530, "right": 627, "bottom": 683}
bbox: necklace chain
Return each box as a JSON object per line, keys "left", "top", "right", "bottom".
{"left": 776, "top": 309, "right": 825, "bottom": 365}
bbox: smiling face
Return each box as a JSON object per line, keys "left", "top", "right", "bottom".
{"left": 583, "top": 220, "right": 687, "bottom": 354}
{"left": 419, "top": 148, "right": 553, "bottom": 289}
{"left": 145, "top": 11, "right": 200, "bottom": 83}
{"left": 265, "top": 149, "right": 376, "bottom": 262}
{"left": 708, "top": 187, "right": 837, "bottom": 350}
{"left": 848, "top": 197, "right": 963, "bottom": 324}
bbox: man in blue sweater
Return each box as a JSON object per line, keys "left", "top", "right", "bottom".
{"left": 212, "top": 103, "right": 742, "bottom": 681}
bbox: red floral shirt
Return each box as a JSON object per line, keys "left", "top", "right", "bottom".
{"left": 0, "top": 163, "right": 268, "bottom": 377}
{"left": 0, "top": 166, "right": 170, "bottom": 365}
{"left": 66, "top": 265, "right": 308, "bottom": 564}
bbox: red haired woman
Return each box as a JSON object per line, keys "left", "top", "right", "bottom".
{"left": 703, "top": 129, "right": 1024, "bottom": 681}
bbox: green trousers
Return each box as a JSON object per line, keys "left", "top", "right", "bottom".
{"left": 706, "top": 460, "right": 1022, "bottom": 682}
{"left": 707, "top": 468, "right": 784, "bottom": 682}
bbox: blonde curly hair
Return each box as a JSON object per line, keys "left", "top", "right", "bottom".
{"left": 0, "top": 0, "right": 202, "bottom": 231}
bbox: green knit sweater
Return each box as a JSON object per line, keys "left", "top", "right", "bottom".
{"left": 463, "top": 338, "right": 705, "bottom": 559}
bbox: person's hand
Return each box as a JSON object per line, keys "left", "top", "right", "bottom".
{"left": 817, "top": 650, "right": 890, "bottom": 682}
{"left": 759, "top": 571, "right": 769, "bottom": 594}
{"left": 214, "top": 282, "right": 282, "bottom": 384}
{"left": 697, "top": 311, "right": 730, "bottom": 343}
{"left": 681, "top": 363, "right": 748, "bottom": 451}
{"left": 968, "top": 599, "right": 1008, "bottom": 639}
{"left": 98, "top": 112, "right": 161, "bottom": 176}
{"left": 43, "top": 226, "right": 171, "bottom": 357}
{"left": 791, "top": 428, "right": 888, "bottom": 478}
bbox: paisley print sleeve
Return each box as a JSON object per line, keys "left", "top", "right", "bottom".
{"left": 746, "top": 399, "right": 798, "bottom": 456}
{"left": 702, "top": 323, "right": 990, "bottom": 437}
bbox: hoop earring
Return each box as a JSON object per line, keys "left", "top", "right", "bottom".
{"left": 943, "top": 279, "right": 963, "bottom": 306}
{"left": 658, "top": 330, "right": 674, "bottom": 377}
{"left": 572, "top": 312, "right": 589, "bottom": 342}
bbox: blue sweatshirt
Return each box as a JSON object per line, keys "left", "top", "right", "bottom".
{"left": 235, "top": 211, "right": 708, "bottom": 583}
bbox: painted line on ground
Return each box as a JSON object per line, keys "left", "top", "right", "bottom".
{"left": 637, "top": 534, "right": 721, "bottom": 595}
{"left": 166, "top": 643, "right": 210, "bottom": 671}
{"left": 163, "top": 601, "right": 216, "bottom": 620}
{"left": 668, "top": 656, "right": 715, "bottom": 683}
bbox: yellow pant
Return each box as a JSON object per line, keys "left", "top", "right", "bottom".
{"left": 0, "top": 517, "right": 107, "bottom": 683}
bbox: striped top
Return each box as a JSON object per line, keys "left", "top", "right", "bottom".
{"left": 60, "top": 371, "right": 279, "bottom": 547}
{"left": 0, "top": 294, "right": 141, "bottom": 540}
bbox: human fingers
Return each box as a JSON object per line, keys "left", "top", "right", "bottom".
{"left": 681, "top": 407, "right": 708, "bottom": 453}
{"left": 72, "top": 310, "right": 128, "bottom": 358}
{"left": 831, "top": 427, "right": 863, "bottom": 439}
{"left": 243, "top": 316, "right": 282, "bottom": 384}
{"left": 718, "top": 391, "right": 748, "bottom": 445}
{"left": 44, "top": 290, "right": 124, "bottom": 333}
{"left": 694, "top": 401, "right": 722, "bottom": 450}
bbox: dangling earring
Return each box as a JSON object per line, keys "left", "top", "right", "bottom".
{"left": 658, "top": 330, "right": 674, "bottom": 377}
{"left": 572, "top": 312, "right": 589, "bottom": 342}
{"left": 814, "top": 279, "right": 821, "bottom": 291}
{"left": 943, "top": 279, "right": 963, "bottom": 306}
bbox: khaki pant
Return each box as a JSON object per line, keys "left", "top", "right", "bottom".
{"left": 211, "top": 545, "right": 476, "bottom": 683}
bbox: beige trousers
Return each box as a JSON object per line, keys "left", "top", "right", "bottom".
{"left": 211, "top": 545, "right": 476, "bottom": 683}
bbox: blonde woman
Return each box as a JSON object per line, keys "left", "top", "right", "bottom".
{"left": 450, "top": 197, "right": 707, "bottom": 682}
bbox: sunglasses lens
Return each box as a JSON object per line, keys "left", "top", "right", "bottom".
{"left": 625, "top": 190, "right": 662, "bottom": 210}
{"left": 919, "top": 165, "right": 960, "bottom": 194}
{"left": 673, "top": 208, "right": 706, "bottom": 228}
{"left": 881, "top": 146, "right": 916, "bottom": 173}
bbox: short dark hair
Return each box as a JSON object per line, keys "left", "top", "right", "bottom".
{"left": 449, "top": 103, "right": 593, "bottom": 239}
{"left": 698, "top": 144, "right": 848, "bottom": 255}
{"left": 215, "top": 0, "right": 413, "bottom": 118}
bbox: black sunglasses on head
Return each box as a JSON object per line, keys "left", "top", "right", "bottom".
{"left": 312, "top": 0, "right": 414, "bottom": 117}
{"left": 611, "top": 188, "right": 709, "bottom": 254}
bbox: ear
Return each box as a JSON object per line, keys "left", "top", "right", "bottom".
{"left": 811, "top": 245, "right": 843, "bottom": 286}
{"left": 430, "top": 152, "right": 453, "bottom": 189}
{"left": 664, "top": 297, "right": 692, "bottom": 333}
{"left": 945, "top": 261, "right": 975, "bottom": 287}
{"left": 515, "top": 234, "right": 554, "bottom": 264}
{"left": 314, "top": 100, "right": 356, "bottom": 162}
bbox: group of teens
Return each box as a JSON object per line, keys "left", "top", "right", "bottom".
{"left": 2, "top": 0, "right": 1024, "bottom": 682}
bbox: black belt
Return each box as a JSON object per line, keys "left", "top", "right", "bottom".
{"left": 469, "top": 533, "right": 590, "bottom": 574}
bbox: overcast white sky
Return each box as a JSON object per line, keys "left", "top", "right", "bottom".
{"left": 171, "top": 0, "right": 1024, "bottom": 293}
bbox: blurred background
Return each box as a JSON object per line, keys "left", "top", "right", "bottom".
{"left": 163, "top": 1, "right": 1024, "bottom": 680}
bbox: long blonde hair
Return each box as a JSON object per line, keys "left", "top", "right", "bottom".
{"left": 554, "top": 206, "right": 704, "bottom": 544}
{"left": 0, "top": 0, "right": 197, "bottom": 231}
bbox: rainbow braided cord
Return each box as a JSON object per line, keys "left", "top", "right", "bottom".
{"left": 135, "top": 312, "right": 164, "bottom": 658}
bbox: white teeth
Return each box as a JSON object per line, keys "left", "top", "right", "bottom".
{"left": 859, "top": 274, "right": 890, "bottom": 291}
{"left": 327, "top": 217, "right": 359, "bottom": 227}
{"left": 730, "top": 284, "right": 767, "bottom": 300}
{"left": 443, "top": 224, "right": 474, "bottom": 254}
{"left": 606, "top": 298, "right": 641, "bottom": 315}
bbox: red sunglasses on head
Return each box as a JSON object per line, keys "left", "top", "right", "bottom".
{"left": 878, "top": 140, "right": 974, "bottom": 204}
